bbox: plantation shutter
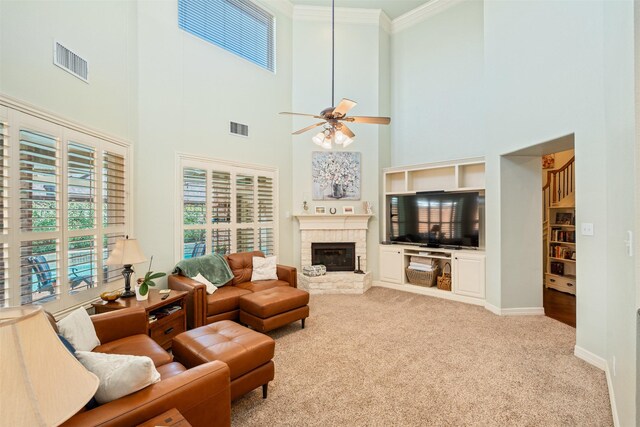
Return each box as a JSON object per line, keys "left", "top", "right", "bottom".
{"left": 183, "top": 168, "right": 206, "bottom": 259}
{"left": 19, "top": 129, "right": 60, "bottom": 304}
{"left": 257, "top": 175, "right": 274, "bottom": 255}
{"left": 179, "top": 158, "right": 277, "bottom": 259}
{"left": 103, "top": 151, "right": 125, "bottom": 228}
{"left": 67, "top": 142, "right": 97, "bottom": 293}
{"left": 0, "top": 121, "right": 8, "bottom": 307}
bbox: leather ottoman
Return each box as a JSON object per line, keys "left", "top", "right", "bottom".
{"left": 239, "top": 286, "right": 310, "bottom": 333}
{"left": 172, "top": 320, "right": 275, "bottom": 400}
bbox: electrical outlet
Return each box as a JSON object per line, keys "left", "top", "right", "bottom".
{"left": 612, "top": 356, "right": 616, "bottom": 376}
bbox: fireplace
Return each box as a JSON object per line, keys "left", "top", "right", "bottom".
{"left": 312, "top": 242, "right": 355, "bottom": 272}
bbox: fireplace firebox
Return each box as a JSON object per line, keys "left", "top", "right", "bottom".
{"left": 311, "top": 242, "right": 356, "bottom": 272}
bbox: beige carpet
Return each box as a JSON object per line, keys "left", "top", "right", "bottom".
{"left": 232, "top": 287, "right": 612, "bottom": 426}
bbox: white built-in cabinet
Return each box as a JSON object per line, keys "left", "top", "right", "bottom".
{"left": 378, "top": 245, "right": 486, "bottom": 305}
{"left": 378, "top": 157, "right": 487, "bottom": 306}
{"left": 453, "top": 252, "right": 486, "bottom": 299}
{"left": 379, "top": 245, "right": 403, "bottom": 284}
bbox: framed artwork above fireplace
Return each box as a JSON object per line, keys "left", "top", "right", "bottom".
{"left": 312, "top": 152, "right": 361, "bottom": 200}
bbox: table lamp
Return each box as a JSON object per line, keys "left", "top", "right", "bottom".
{"left": 105, "top": 236, "right": 147, "bottom": 298}
{"left": 0, "top": 306, "right": 99, "bottom": 426}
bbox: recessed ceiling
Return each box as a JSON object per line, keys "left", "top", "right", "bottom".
{"left": 289, "top": 0, "right": 431, "bottom": 21}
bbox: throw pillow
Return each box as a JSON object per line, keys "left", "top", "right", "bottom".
{"left": 191, "top": 273, "right": 217, "bottom": 295}
{"left": 57, "top": 307, "right": 101, "bottom": 352}
{"left": 75, "top": 351, "right": 161, "bottom": 405}
{"left": 251, "top": 256, "right": 278, "bottom": 281}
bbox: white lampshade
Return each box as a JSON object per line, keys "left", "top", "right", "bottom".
{"left": 334, "top": 130, "right": 346, "bottom": 145}
{"left": 321, "top": 138, "right": 332, "bottom": 150}
{"left": 312, "top": 132, "right": 325, "bottom": 146}
{"left": 342, "top": 135, "right": 354, "bottom": 147}
{"left": 0, "top": 306, "right": 99, "bottom": 426}
{"left": 105, "top": 237, "right": 147, "bottom": 266}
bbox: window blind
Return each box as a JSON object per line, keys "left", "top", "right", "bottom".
{"left": 103, "top": 151, "right": 125, "bottom": 228}
{"left": 0, "top": 122, "right": 8, "bottom": 307}
{"left": 178, "top": 0, "right": 275, "bottom": 72}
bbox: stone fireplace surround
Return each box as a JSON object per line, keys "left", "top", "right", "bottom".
{"left": 295, "top": 214, "right": 373, "bottom": 294}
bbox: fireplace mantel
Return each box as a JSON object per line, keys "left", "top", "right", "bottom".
{"left": 294, "top": 214, "right": 373, "bottom": 231}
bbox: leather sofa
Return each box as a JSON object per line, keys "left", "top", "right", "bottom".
{"left": 169, "top": 251, "right": 297, "bottom": 329}
{"left": 57, "top": 307, "right": 231, "bottom": 427}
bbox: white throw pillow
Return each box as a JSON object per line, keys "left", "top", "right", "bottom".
{"left": 75, "top": 351, "right": 161, "bottom": 404}
{"left": 251, "top": 256, "right": 278, "bottom": 281}
{"left": 191, "top": 273, "right": 217, "bottom": 295}
{"left": 57, "top": 307, "right": 101, "bottom": 352}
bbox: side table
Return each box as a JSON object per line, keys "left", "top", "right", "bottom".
{"left": 92, "top": 289, "right": 187, "bottom": 350}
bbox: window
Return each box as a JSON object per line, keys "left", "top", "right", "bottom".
{"left": 179, "top": 155, "right": 277, "bottom": 260}
{"left": 0, "top": 103, "right": 130, "bottom": 312}
{"left": 178, "top": 0, "right": 275, "bottom": 72}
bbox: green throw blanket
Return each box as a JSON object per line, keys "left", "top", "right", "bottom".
{"left": 173, "top": 254, "right": 233, "bottom": 287}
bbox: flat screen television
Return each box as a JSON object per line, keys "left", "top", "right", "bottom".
{"left": 386, "top": 191, "right": 482, "bottom": 248}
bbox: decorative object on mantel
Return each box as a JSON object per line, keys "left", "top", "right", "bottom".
{"left": 354, "top": 256, "right": 364, "bottom": 274}
{"left": 312, "top": 151, "right": 361, "bottom": 200}
{"left": 343, "top": 206, "right": 354, "bottom": 214}
{"left": 303, "top": 265, "right": 327, "bottom": 277}
{"left": 363, "top": 201, "right": 373, "bottom": 214}
{"left": 329, "top": 208, "right": 337, "bottom": 215}
{"left": 105, "top": 236, "right": 147, "bottom": 298}
{"left": 303, "top": 200, "right": 309, "bottom": 213}
{"left": 315, "top": 206, "right": 326, "bottom": 214}
{"left": 279, "top": 0, "right": 391, "bottom": 149}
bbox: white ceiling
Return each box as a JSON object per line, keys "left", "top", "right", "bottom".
{"left": 288, "top": 0, "right": 431, "bottom": 20}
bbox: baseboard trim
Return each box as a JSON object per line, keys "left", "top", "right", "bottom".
{"left": 574, "top": 346, "right": 619, "bottom": 426}
{"left": 483, "top": 303, "right": 545, "bottom": 316}
{"left": 574, "top": 345, "right": 607, "bottom": 370}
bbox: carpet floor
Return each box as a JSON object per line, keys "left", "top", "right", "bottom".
{"left": 231, "top": 287, "right": 612, "bottom": 426}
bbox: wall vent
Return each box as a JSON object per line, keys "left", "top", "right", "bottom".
{"left": 53, "top": 41, "right": 89, "bottom": 82}
{"left": 230, "top": 121, "right": 249, "bottom": 137}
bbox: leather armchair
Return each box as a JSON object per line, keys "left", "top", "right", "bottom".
{"left": 60, "top": 308, "right": 231, "bottom": 427}
{"left": 169, "top": 251, "right": 297, "bottom": 329}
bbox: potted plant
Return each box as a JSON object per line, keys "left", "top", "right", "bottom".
{"left": 135, "top": 256, "right": 166, "bottom": 301}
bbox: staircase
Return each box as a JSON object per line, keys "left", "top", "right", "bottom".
{"left": 542, "top": 156, "right": 575, "bottom": 275}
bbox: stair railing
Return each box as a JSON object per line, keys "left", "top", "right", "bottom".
{"left": 542, "top": 156, "right": 575, "bottom": 222}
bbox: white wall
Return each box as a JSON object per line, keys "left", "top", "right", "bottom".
{"left": 0, "top": 0, "right": 137, "bottom": 140}
{"left": 391, "top": 0, "right": 636, "bottom": 423}
{"left": 135, "top": 0, "right": 294, "bottom": 276}
{"left": 291, "top": 8, "right": 390, "bottom": 275}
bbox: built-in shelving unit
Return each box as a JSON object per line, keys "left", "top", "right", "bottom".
{"left": 545, "top": 206, "right": 576, "bottom": 295}
{"left": 383, "top": 157, "right": 485, "bottom": 194}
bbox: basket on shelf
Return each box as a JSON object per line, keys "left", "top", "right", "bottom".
{"left": 437, "top": 262, "right": 452, "bottom": 291}
{"left": 405, "top": 266, "right": 440, "bottom": 287}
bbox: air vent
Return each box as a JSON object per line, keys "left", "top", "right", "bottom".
{"left": 53, "top": 41, "right": 88, "bottom": 82}
{"left": 230, "top": 121, "right": 249, "bottom": 137}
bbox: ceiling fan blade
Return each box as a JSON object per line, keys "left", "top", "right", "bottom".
{"left": 292, "top": 122, "right": 326, "bottom": 135}
{"left": 280, "top": 112, "right": 323, "bottom": 119}
{"left": 340, "top": 124, "right": 355, "bottom": 138}
{"left": 345, "top": 116, "right": 391, "bottom": 125}
{"left": 332, "top": 99, "right": 357, "bottom": 118}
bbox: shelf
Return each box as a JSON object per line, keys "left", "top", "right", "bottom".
{"left": 550, "top": 257, "right": 575, "bottom": 263}
{"left": 550, "top": 224, "right": 575, "bottom": 228}
{"left": 549, "top": 241, "right": 575, "bottom": 245}
{"left": 547, "top": 273, "right": 576, "bottom": 280}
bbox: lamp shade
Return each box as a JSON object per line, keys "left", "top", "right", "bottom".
{"left": 105, "top": 237, "right": 147, "bottom": 266}
{"left": 0, "top": 306, "right": 99, "bottom": 426}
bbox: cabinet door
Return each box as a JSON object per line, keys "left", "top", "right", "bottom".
{"left": 453, "top": 253, "right": 485, "bottom": 299}
{"left": 379, "top": 246, "right": 403, "bottom": 284}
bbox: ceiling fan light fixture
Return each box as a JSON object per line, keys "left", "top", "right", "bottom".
{"left": 342, "top": 135, "right": 354, "bottom": 147}
{"left": 321, "top": 138, "right": 332, "bottom": 150}
{"left": 312, "top": 132, "right": 325, "bottom": 146}
{"left": 334, "top": 130, "right": 347, "bottom": 145}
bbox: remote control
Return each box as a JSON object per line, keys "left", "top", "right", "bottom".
{"left": 161, "top": 294, "right": 169, "bottom": 300}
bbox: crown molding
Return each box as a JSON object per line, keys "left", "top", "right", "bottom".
{"left": 293, "top": 5, "right": 390, "bottom": 31}
{"left": 391, "top": 0, "right": 466, "bottom": 34}
{"left": 254, "top": 0, "right": 293, "bottom": 18}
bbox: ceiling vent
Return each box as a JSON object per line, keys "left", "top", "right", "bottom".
{"left": 53, "top": 41, "right": 88, "bottom": 82}
{"left": 230, "top": 121, "right": 249, "bottom": 137}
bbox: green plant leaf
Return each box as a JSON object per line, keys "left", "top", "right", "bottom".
{"left": 139, "top": 283, "right": 148, "bottom": 295}
{"left": 148, "top": 272, "right": 166, "bottom": 280}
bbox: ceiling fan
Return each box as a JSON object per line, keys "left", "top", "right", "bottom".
{"left": 280, "top": 0, "right": 391, "bottom": 149}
